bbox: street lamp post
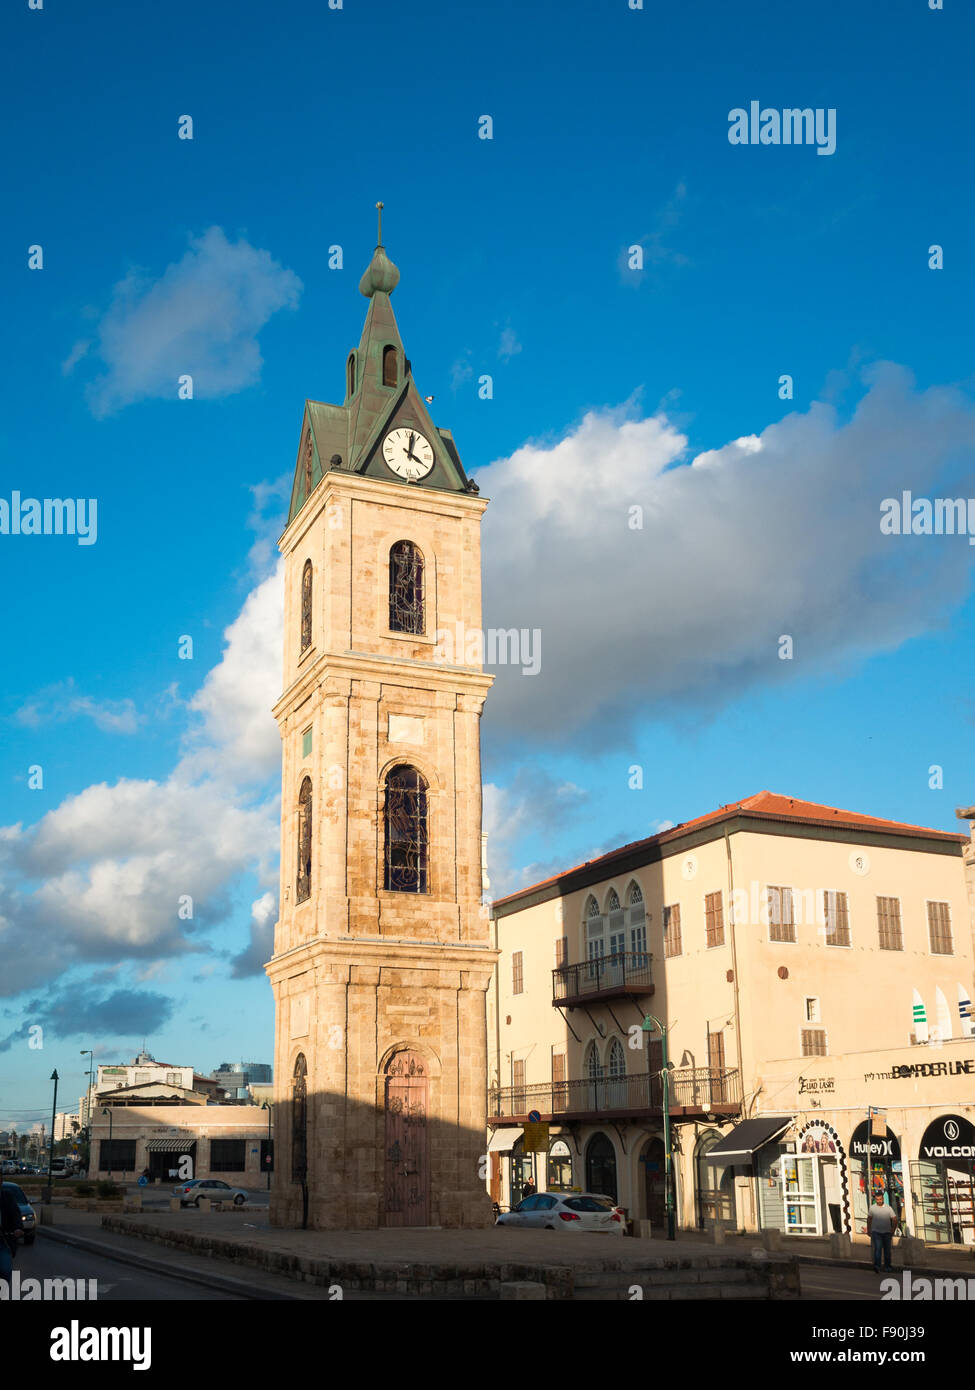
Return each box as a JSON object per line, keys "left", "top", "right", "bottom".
{"left": 262, "top": 1101, "right": 272, "bottom": 1190}
{"left": 44, "top": 1069, "right": 59, "bottom": 1203}
{"left": 102, "top": 1108, "right": 114, "bottom": 1179}
{"left": 642, "top": 1013, "right": 676, "bottom": 1241}
{"left": 80, "top": 1049, "right": 94, "bottom": 1133}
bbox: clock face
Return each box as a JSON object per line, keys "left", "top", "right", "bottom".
{"left": 382, "top": 427, "right": 434, "bottom": 481}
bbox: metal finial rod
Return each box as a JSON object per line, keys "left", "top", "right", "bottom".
{"left": 376, "top": 201, "right": 384, "bottom": 246}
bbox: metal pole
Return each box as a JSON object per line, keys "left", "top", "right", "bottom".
{"left": 265, "top": 1103, "right": 272, "bottom": 1190}
{"left": 105, "top": 1109, "right": 113, "bottom": 1179}
{"left": 45, "top": 1069, "right": 59, "bottom": 1203}
{"left": 661, "top": 1025, "right": 675, "bottom": 1241}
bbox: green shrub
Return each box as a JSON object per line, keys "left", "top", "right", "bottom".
{"left": 96, "top": 1180, "right": 123, "bottom": 1199}
{"left": 74, "top": 1183, "right": 95, "bottom": 1197}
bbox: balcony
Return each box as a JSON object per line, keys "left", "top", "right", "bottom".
{"left": 552, "top": 951, "right": 654, "bottom": 1007}
{"left": 488, "top": 1067, "right": 741, "bottom": 1125}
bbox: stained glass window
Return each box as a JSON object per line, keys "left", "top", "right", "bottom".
{"left": 384, "top": 764, "right": 428, "bottom": 893}
{"left": 389, "top": 541, "right": 424, "bottom": 634}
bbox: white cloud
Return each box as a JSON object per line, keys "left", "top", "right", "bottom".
{"left": 77, "top": 227, "right": 302, "bottom": 416}
{"left": 13, "top": 679, "right": 140, "bottom": 734}
{"left": 498, "top": 326, "right": 522, "bottom": 362}
{"left": 480, "top": 364, "right": 975, "bottom": 745}
{"left": 0, "top": 567, "right": 283, "bottom": 996}
{"left": 180, "top": 563, "right": 284, "bottom": 787}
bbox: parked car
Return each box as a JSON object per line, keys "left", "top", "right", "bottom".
{"left": 2, "top": 1182, "right": 37, "bottom": 1245}
{"left": 495, "top": 1191, "right": 627, "bottom": 1235}
{"left": 171, "top": 1179, "right": 247, "bottom": 1207}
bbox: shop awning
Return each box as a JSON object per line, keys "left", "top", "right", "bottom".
{"left": 487, "top": 1127, "right": 522, "bottom": 1154}
{"left": 706, "top": 1115, "right": 792, "bottom": 1165}
{"left": 144, "top": 1138, "right": 197, "bottom": 1152}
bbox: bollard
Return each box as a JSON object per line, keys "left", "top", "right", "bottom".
{"left": 762, "top": 1227, "right": 782, "bottom": 1252}
{"left": 712, "top": 1222, "right": 726, "bottom": 1245}
{"left": 829, "top": 1232, "right": 852, "bottom": 1258}
{"left": 169, "top": 1197, "right": 181, "bottom": 1212}
{"left": 198, "top": 1197, "right": 211, "bottom": 1213}
{"left": 39, "top": 1204, "right": 55, "bottom": 1227}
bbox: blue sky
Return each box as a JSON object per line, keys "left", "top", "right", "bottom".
{"left": 2, "top": 0, "right": 974, "bottom": 1126}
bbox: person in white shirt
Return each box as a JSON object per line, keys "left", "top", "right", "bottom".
{"left": 866, "top": 1191, "right": 898, "bottom": 1272}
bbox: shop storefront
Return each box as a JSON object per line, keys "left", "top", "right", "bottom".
{"left": 910, "top": 1114, "right": 975, "bottom": 1246}
{"left": 780, "top": 1121, "right": 848, "bottom": 1235}
{"left": 850, "top": 1121, "right": 903, "bottom": 1235}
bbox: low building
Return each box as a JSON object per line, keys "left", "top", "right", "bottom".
{"left": 487, "top": 791, "right": 975, "bottom": 1248}
{"left": 91, "top": 1101, "right": 272, "bottom": 1184}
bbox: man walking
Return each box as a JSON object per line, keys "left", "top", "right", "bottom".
{"left": 866, "top": 1191, "right": 898, "bottom": 1273}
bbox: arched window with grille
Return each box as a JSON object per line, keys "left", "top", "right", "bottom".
{"left": 584, "top": 1041, "right": 604, "bottom": 1111}
{"left": 383, "top": 764, "right": 428, "bottom": 893}
{"left": 585, "top": 894, "right": 604, "bottom": 981}
{"left": 296, "top": 777, "right": 312, "bottom": 902}
{"left": 291, "top": 1053, "right": 307, "bottom": 1185}
{"left": 382, "top": 344, "right": 397, "bottom": 387}
{"left": 300, "top": 560, "right": 313, "bottom": 653}
{"left": 607, "top": 1038, "right": 627, "bottom": 1108}
{"left": 388, "top": 541, "right": 425, "bottom": 634}
{"left": 626, "top": 880, "right": 648, "bottom": 971}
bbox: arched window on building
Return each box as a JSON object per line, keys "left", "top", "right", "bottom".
{"left": 388, "top": 541, "right": 425, "bottom": 634}
{"left": 585, "top": 894, "right": 604, "bottom": 982}
{"left": 607, "top": 1037, "right": 627, "bottom": 1108}
{"left": 382, "top": 344, "right": 397, "bottom": 387}
{"left": 291, "top": 1053, "right": 307, "bottom": 1185}
{"left": 347, "top": 353, "right": 356, "bottom": 398}
{"left": 606, "top": 888, "right": 625, "bottom": 985}
{"left": 584, "top": 1040, "right": 603, "bottom": 1110}
{"left": 626, "top": 880, "right": 649, "bottom": 973}
{"left": 296, "top": 777, "right": 312, "bottom": 903}
{"left": 300, "top": 560, "right": 313, "bottom": 654}
{"left": 383, "top": 764, "right": 428, "bottom": 893}
{"left": 548, "top": 1138, "right": 573, "bottom": 1192}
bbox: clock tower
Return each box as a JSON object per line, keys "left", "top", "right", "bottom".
{"left": 266, "top": 225, "right": 497, "bottom": 1230}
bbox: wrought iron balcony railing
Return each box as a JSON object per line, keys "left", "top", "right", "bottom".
{"left": 489, "top": 1066, "right": 741, "bottom": 1121}
{"left": 552, "top": 951, "right": 654, "bottom": 1004}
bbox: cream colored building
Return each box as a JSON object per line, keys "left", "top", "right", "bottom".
{"left": 265, "top": 235, "right": 496, "bottom": 1230}
{"left": 91, "top": 1101, "right": 270, "bottom": 1184}
{"left": 488, "top": 792, "right": 975, "bottom": 1248}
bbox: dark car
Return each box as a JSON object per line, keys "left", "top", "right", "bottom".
{"left": 2, "top": 1182, "right": 36, "bottom": 1245}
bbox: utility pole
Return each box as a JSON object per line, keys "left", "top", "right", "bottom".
{"left": 642, "top": 1014, "right": 676, "bottom": 1240}
{"left": 44, "top": 1070, "right": 59, "bottom": 1203}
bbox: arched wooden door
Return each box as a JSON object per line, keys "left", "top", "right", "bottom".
{"left": 383, "top": 1051, "right": 430, "bottom": 1226}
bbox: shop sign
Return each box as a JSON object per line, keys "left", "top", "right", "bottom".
{"left": 798, "top": 1124, "right": 837, "bottom": 1154}
{"left": 919, "top": 1114, "right": 975, "bottom": 1161}
{"left": 850, "top": 1120, "right": 900, "bottom": 1161}
{"left": 870, "top": 1058, "right": 975, "bottom": 1081}
{"left": 798, "top": 1076, "right": 835, "bottom": 1095}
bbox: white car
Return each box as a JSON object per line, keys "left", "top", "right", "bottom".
{"left": 496, "top": 1191, "right": 627, "bottom": 1235}
{"left": 172, "top": 1179, "right": 247, "bottom": 1207}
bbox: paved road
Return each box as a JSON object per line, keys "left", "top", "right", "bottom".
{"left": 11, "top": 1237, "right": 245, "bottom": 1301}
{"left": 799, "top": 1263, "right": 903, "bottom": 1300}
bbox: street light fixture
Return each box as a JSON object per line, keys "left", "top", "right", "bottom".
{"left": 101, "top": 1107, "right": 114, "bottom": 1179}
{"left": 642, "top": 1013, "right": 676, "bottom": 1241}
{"left": 261, "top": 1101, "right": 272, "bottom": 1191}
{"left": 44, "top": 1069, "right": 59, "bottom": 1203}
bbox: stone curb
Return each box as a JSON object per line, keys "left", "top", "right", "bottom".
{"left": 99, "top": 1218, "right": 800, "bottom": 1299}
{"left": 37, "top": 1226, "right": 305, "bottom": 1301}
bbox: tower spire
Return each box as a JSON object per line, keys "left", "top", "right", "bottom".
{"left": 376, "top": 200, "right": 384, "bottom": 248}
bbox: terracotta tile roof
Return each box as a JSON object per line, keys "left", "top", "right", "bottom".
{"left": 492, "top": 790, "right": 966, "bottom": 909}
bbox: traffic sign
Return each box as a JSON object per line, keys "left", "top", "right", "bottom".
{"left": 527, "top": 1109, "right": 541, "bottom": 1123}
{"left": 523, "top": 1121, "right": 549, "bottom": 1153}
{"left": 137, "top": 1175, "right": 148, "bottom": 1187}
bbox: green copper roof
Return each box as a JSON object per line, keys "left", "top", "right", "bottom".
{"left": 358, "top": 244, "right": 400, "bottom": 297}
{"left": 286, "top": 242, "right": 476, "bottom": 525}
